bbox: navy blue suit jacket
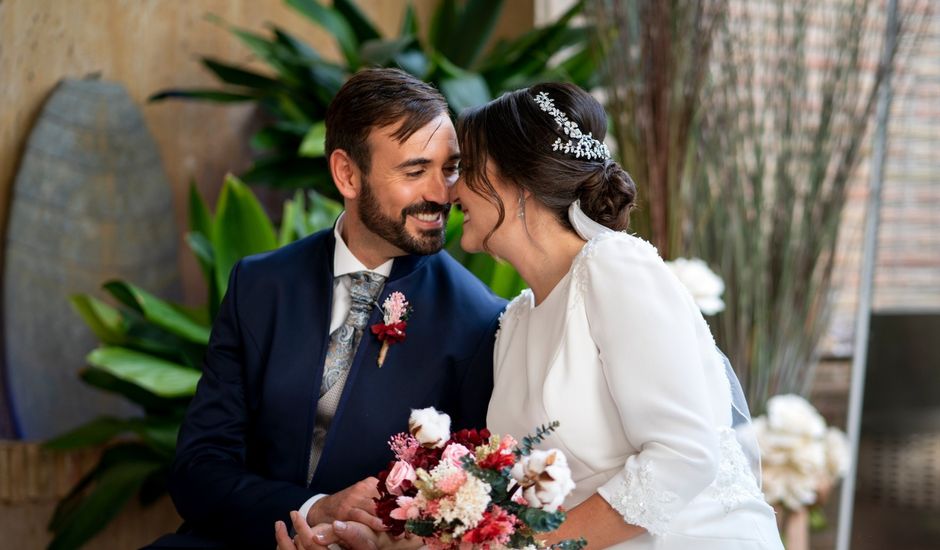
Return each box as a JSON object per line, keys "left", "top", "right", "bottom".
{"left": 167, "top": 229, "right": 506, "bottom": 547}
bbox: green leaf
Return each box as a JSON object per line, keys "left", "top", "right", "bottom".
{"left": 439, "top": 72, "right": 492, "bottom": 113}
{"left": 399, "top": 2, "right": 419, "bottom": 37}
{"left": 69, "top": 295, "right": 126, "bottom": 344}
{"left": 286, "top": 0, "right": 360, "bottom": 68}
{"left": 47, "top": 447, "right": 164, "bottom": 550}
{"left": 188, "top": 181, "right": 213, "bottom": 241}
{"left": 201, "top": 58, "right": 283, "bottom": 91}
{"left": 212, "top": 175, "right": 278, "bottom": 295}
{"left": 87, "top": 347, "right": 200, "bottom": 399}
{"left": 240, "top": 156, "right": 336, "bottom": 198}
{"left": 429, "top": 0, "right": 458, "bottom": 53}
{"left": 278, "top": 192, "right": 302, "bottom": 247}
{"left": 359, "top": 36, "right": 415, "bottom": 67}
{"left": 102, "top": 281, "right": 211, "bottom": 346}
{"left": 333, "top": 0, "right": 382, "bottom": 44}
{"left": 148, "top": 89, "right": 256, "bottom": 103}
{"left": 395, "top": 50, "right": 431, "bottom": 78}
{"left": 305, "top": 190, "right": 343, "bottom": 234}
{"left": 79, "top": 367, "right": 187, "bottom": 414}
{"left": 44, "top": 416, "right": 134, "bottom": 450}
{"left": 43, "top": 416, "right": 178, "bottom": 455}
{"left": 298, "top": 121, "right": 327, "bottom": 158}
{"left": 446, "top": 0, "right": 505, "bottom": 68}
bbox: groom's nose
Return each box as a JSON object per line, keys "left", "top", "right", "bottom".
{"left": 422, "top": 169, "right": 449, "bottom": 205}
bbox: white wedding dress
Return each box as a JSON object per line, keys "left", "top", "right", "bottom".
{"left": 487, "top": 231, "right": 784, "bottom": 549}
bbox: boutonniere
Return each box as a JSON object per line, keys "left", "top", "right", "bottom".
{"left": 371, "top": 291, "right": 411, "bottom": 367}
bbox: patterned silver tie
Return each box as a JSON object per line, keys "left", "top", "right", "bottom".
{"left": 320, "top": 271, "right": 386, "bottom": 396}
{"left": 308, "top": 271, "right": 386, "bottom": 482}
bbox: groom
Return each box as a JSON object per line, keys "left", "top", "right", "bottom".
{"left": 158, "top": 68, "right": 505, "bottom": 548}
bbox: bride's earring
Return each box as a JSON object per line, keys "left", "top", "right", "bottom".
{"left": 517, "top": 195, "right": 526, "bottom": 219}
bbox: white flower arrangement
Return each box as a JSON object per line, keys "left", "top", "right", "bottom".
{"left": 665, "top": 257, "right": 726, "bottom": 315}
{"left": 753, "top": 394, "right": 851, "bottom": 510}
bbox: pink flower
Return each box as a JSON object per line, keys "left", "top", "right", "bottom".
{"left": 461, "top": 505, "right": 517, "bottom": 546}
{"left": 385, "top": 460, "right": 416, "bottom": 496}
{"left": 437, "top": 469, "right": 467, "bottom": 495}
{"left": 441, "top": 443, "right": 471, "bottom": 467}
{"left": 389, "top": 496, "right": 421, "bottom": 521}
{"left": 389, "top": 433, "right": 419, "bottom": 462}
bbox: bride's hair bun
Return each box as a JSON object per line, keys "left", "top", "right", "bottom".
{"left": 578, "top": 160, "right": 636, "bottom": 232}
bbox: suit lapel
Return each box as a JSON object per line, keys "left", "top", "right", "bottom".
{"left": 292, "top": 231, "right": 335, "bottom": 484}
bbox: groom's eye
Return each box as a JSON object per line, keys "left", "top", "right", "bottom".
{"left": 406, "top": 169, "right": 426, "bottom": 178}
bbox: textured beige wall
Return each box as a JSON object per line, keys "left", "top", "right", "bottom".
{"left": 0, "top": 0, "right": 534, "bottom": 305}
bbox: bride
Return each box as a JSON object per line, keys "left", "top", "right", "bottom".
{"left": 278, "top": 83, "right": 784, "bottom": 549}
{"left": 448, "top": 82, "right": 783, "bottom": 549}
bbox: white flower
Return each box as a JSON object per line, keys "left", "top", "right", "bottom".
{"left": 510, "top": 449, "right": 576, "bottom": 513}
{"left": 824, "top": 427, "right": 851, "bottom": 481}
{"left": 753, "top": 394, "right": 849, "bottom": 510}
{"left": 766, "top": 394, "right": 826, "bottom": 438}
{"left": 666, "top": 257, "right": 726, "bottom": 315}
{"left": 408, "top": 407, "right": 450, "bottom": 449}
{"left": 436, "top": 473, "right": 491, "bottom": 535}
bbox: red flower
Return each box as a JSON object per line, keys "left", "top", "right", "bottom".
{"left": 479, "top": 450, "right": 515, "bottom": 470}
{"left": 448, "top": 428, "right": 491, "bottom": 450}
{"left": 371, "top": 321, "right": 407, "bottom": 344}
{"left": 461, "top": 506, "right": 517, "bottom": 546}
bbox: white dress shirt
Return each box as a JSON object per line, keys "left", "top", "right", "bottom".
{"left": 299, "top": 212, "right": 394, "bottom": 521}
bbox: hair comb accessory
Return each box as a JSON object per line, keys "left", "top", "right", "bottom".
{"left": 533, "top": 91, "right": 611, "bottom": 161}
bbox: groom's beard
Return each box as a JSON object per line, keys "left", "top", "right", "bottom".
{"left": 359, "top": 175, "right": 450, "bottom": 256}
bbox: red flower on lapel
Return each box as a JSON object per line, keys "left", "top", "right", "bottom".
{"left": 371, "top": 291, "right": 411, "bottom": 367}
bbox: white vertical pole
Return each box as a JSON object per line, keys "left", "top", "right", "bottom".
{"left": 835, "top": 1, "right": 899, "bottom": 548}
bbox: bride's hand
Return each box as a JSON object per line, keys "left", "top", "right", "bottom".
{"left": 276, "top": 512, "right": 379, "bottom": 550}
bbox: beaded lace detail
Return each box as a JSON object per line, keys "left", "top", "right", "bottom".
{"left": 570, "top": 232, "right": 660, "bottom": 309}
{"left": 606, "top": 427, "right": 764, "bottom": 536}
{"left": 704, "top": 427, "right": 765, "bottom": 512}
{"left": 606, "top": 462, "right": 679, "bottom": 536}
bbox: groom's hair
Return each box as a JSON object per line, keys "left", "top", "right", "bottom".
{"left": 325, "top": 68, "right": 449, "bottom": 175}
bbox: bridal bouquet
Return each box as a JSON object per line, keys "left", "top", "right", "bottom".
{"left": 374, "top": 408, "right": 585, "bottom": 550}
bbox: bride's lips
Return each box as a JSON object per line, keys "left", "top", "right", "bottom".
{"left": 409, "top": 212, "right": 444, "bottom": 229}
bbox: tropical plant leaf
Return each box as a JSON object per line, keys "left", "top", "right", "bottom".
{"left": 333, "top": 0, "right": 382, "bottom": 44}
{"left": 47, "top": 444, "right": 165, "bottom": 550}
{"left": 212, "top": 175, "right": 278, "bottom": 296}
{"left": 399, "top": 2, "right": 419, "bottom": 37}
{"left": 69, "top": 295, "right": 126, "bottom": 344}
{"left": 286, "top": 0, "right": 360, "bottom": 68}
{"left": 202, "top": 58, "right": 284, "bottom": 91}
{"left": 359, "top": 36, "right": 415, "bottom": 67}
{"left": 439, "top": 71, "right": 492, "bottom": 113}
{"left": 446, "top": 0, "right": 505, "bottom": 68}
{"left": 148, "top": 89, "right": 256, "bottom": 103}
{"left": 87, "top": 347, "right": 200, "bottom": 399}
{"left": 298, "top": 121, "right": 327, "bottom": 158}
{"left": 79, "top": 368, "right": 186, "bottom": 415}
{"left": 43, "top": 416, "right": 179, "bottom": 456}
{"left": 102, "top": 281, "right": 210, "bottom": 345}
{"left": 429, "top": 0, "right": 458, "bottom": 53}
{"left": 394, "top": 49, "right": 431, "bottom": 78}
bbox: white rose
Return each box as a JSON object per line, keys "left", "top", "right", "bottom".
{"left": 408, "top": 407, "right": 451, "bottom": 448}
{"left": 766, "top": 394, "right": 826, "bottom": 438}
{"left": 511, "top": 449, "right": 576, "bottom": 513}
{"left": 824, "top": 427, "right": 851, "bottom": 481}
{"left": 666, "top": 257, "right": 726, "bottom": 315}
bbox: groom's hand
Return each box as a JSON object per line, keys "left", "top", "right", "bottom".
{"left": 277, "top": 513, "right": 379, "bottom": 550}
{"left": 307, "top": 476, "right": 385, "bottom": 532}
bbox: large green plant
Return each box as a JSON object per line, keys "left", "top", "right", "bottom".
{"left": 153, "top": 0, "right": 586, "bottom": 300}
{"left": 151, "top": 0, "right": 597, "bottom": 199}
{"left": 44, "top": 177, "right": 341, "bottom": 549}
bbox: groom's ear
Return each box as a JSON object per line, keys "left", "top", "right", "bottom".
{"left": 330, "top": 149, "right": 361, "bottom": 200}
